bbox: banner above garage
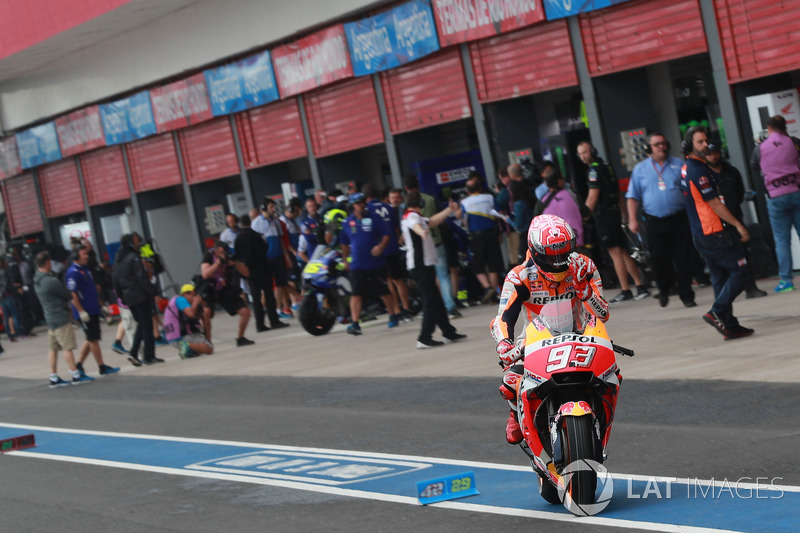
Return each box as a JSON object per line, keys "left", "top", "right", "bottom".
{"left": 272, "top": 25, "right": 354, "bottom": 98}
{"left": 544, "top": 0, "right": 632, "bottom": 20}
{"left": 99, "top": 91, "right": 158, "bottom": 145}
{"left": 203, "top": 51, "right": 279, "bottom": 116}
{"left": 16, "top": 122, "right": 62, "bottom": 169}
{"left": 431, "top": 0, "right": 545, "bottom": 46}
{"left": 344, "top": 0, "right": 440, "bottom": 76}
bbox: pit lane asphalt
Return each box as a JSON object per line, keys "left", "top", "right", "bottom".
{"left": 1, "top": 280, "right": 798, "bottom": 532}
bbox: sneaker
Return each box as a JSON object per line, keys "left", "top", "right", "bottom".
{"left": 634, "top": 285, "right": 650, "bottom": 300}
{"left": 111, "top": 341, "right": 128, "bottom": 354}
{"left": 682, "top": 299, "right": 698, "bottom": 308}
{"left": 416, "top": 338, "right": 444, "bottom": 349}
{"left": 279, "top": 308, "right": 294, "bottom": 319}
{"left": 724, "top": 324, "right": 754, "bottom": 340}
{"left": 236, "top": 336, "right": 255, "bottom": 347}
{"left": 49, "top": 377, "right": 72, "bottom": 389}
{"left": 481, "top": 287, "right": 495, "bottom": 304}
{"left": 443, "top": 332, "right": 467, "bottom": 344}
{"left": 448, "top": 308, "right": 463, "bottom": 319}
{"left": 270, "top": 321, "right": 290, "bottom": 330}
{"left": 99, "top": 364, "right": 120, "bottom": 375}
{"left": 179, "top": 340, "right": 192, "bottom": 359}
{"left": 72, "top": 374, "right": 95, "bottom": 385}
{"left": 142, "top": 357, "right": 165, "bottom": 365}
{"left": 746, "top": 288, "right": 767, "bottom": 299}
{"left": 76, "top": 362, "right": 88, "bottom": 378}
{"left": 347, "top": 322, "right": 362, "bottom": 336}
{"left": 387, "top": 314, "right": 400, "bottom": 328}
{"left": 128, "top": 355, "right": 142, "bottom": 367}
{"left": 774, "top": 280, "right": 794, "bottom": 293}
{"left": 506, "top": 413, "right": 523, "bottom": 444}
{"left": 703, "top": 311, "right": 732, "bottom": 337}
{"left": 291, "top": 303, "right": 301, "bottom": 312}
{"left": 401, "top": 310, "right": 414, "bottom": 323}
{"left": 658, "top": 294, "right": 669, "bottom": 308}
{"left": 610, "top": 290, "right": 634, "bottom": 303}
{"left": 255, "top": 324, "right": 270, "bottom": 333}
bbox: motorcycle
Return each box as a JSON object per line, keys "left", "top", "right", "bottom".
{"left": 298, "top": 247, "right": 351, "bottom": 336}
{"left": 503, "top": 299, "right": 634, "bottom": 515}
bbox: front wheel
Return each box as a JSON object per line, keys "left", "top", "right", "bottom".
{"left": 299, "top": 291, "right": 337, "bottom": 336}
{"left": 560, "top": 415, "right": 597, "bottom": 508}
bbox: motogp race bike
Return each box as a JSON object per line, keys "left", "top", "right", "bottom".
{"left": 298, "top": 247, "right": 351, "bottom": 336}
{"left": 503, "top": 300, "right": 634, "bottom": 515}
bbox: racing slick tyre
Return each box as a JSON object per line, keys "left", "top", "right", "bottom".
{"left": 299, "top": 291, "right": 337, "bottom": 336}
{"left": 561, "top": 415, "right": 598, "bottom": 508}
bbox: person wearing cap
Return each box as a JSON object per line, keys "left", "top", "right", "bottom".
{"left": 705, "top": 139, "right": 766, "bottom": 299}
{"left": 163, "top": 283, "right": 213, "bottom": 358}
{"left": 340, "top": 192, "right": 403, "bottom": 335}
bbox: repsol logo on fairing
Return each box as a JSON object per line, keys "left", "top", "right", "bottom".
{"left": 541, "top": 334, "right": 596, "bottom": 346}
{"left": 531, "top": 291, "right": 575, "bottom": 305}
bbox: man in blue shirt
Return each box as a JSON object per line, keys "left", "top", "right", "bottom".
{"left": 458, "top": 174, "right": 505, "bottom": 303}
{"left": 364, "top": 183, "right": 412, "bottom": 322}
{"left": 626, "top": 132, "right": 696, "bottom": 308}
{"left": 66, "top": 245, "right": 119, "bottom": 377}
{"left": 298, "top": 197, "right": 323, "bottom": 263}
{"left": 340, "top": 193, "right": 402, "bottom": 335}
{"left": 253, "top": 198, "right": 290, "bottom": 318}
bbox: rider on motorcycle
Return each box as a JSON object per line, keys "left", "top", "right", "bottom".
{"left": 490, "top": 214, "right": 610, "bottom": 444}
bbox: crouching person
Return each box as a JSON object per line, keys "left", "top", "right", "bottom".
{"left": 164, "top": 283, "right": 213, "bottom": 359}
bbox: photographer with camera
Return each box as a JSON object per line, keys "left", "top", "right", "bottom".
{"left": 199, "top": 240, "right": 254, "bottom": 347}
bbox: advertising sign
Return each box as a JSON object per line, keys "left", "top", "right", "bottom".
{"left": 272, "top": 25, "right": 353, "bottom": 98}
{"left": 543, "top": 0, "right": 631, "bottom": 20}
{"left": 55, "top": 106, "right": 106, "bottom": 157}
{"left": 99, "top": 91, "right": 158, "bottom": 145}
{"left": 431, "top": 0, "right": 545, "bottom": 46}
{"left": 0, "top": 136, "right": 22, "bottom": 180}
{"left": 203, "top": 50, "right": 280, "bottom": 116}
{"left": 16, "top": 122, "right": 62, "bottom": 169}
{"left": 345, "top": 0, "right": 440, "bottom": 76}
{"left": 151, "top": 73, "right": 214, "bottom": 132}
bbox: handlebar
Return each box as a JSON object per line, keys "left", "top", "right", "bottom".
{"left": 612, "top": 343, "right": 635, "bottom": 357}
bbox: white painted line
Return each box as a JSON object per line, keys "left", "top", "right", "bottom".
{"left": 1, "top": 422, "right": 792, "bottom": 533}
{"left": 8, "top": 450, "right": 740, "bottom": 533}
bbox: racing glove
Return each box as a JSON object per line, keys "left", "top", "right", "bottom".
{"left": 497, "top": 338, "right": 521, "bottom": 367}
{"left": 570, "top": 253, "right": 591, "bottom": 301}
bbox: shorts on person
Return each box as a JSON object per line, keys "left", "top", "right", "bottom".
{"left": 49, "top": 322, "right": 77, "bottom": 352}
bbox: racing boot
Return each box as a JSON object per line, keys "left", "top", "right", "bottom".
{"left": 506, "top": 411, "right": 523, "bottom": 445}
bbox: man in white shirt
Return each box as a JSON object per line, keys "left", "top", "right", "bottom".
{"left": 401, "top": 191, "right": 466, "bottom": 349}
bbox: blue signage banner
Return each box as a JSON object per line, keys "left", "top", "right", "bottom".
{"left": 99, "top": 91, "right": 157, "bottom": 145}
{"left": 345, "top": 0, "right": 440, "bottom": 76}
{"left": 15, "top": 122, "right": 62, "bottom": 169}
{"left": 204, "top": 50, "right": 279, "bottom": 116}
{"left": 544, "top": 0, "right": 632, "bottom": 20}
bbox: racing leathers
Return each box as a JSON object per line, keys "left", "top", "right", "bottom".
{"left": 490, "top": 252, "right": 609, "bottom": 443}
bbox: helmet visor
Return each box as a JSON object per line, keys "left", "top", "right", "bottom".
{"left": 535, "top": 250, "right": 571, "bottom": 273}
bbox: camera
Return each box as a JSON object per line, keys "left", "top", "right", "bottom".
{"left": 758, "top": 130, "right": 769, "bottom": 143}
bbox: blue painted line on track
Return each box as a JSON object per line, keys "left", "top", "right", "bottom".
{"left": 0, "top": 425, "right": 793, "bottom": 532}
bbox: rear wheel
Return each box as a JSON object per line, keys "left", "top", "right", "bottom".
{"left": 299, "top": 291, "right": 337, "bottom": 336}
{"left": 560, "top": 416, "right": 597, "bottom": 508}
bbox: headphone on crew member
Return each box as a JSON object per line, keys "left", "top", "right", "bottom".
{"left": 681, "top": 126, "right": 708, "bottom": 157}
{"left": 644, "top": 132, "right": 671, "bottom": 154}
{"left": 578, "top": 140, "right": 599, "bottom": 159}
